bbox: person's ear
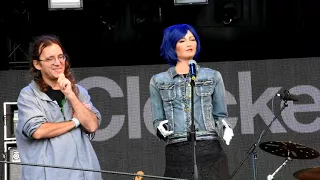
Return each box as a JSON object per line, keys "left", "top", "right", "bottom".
{"left": 33, "top": 60, "right": 41, "bottom": 70}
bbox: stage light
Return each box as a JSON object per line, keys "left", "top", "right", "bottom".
{"left": 222, "top": 2, "right": 237, "bottom": 25}
{"left": 214, "top": 0, "right": 242, "bottom": 26}
{"left": 174, "top": 0, "right": 208, "bottom": 6}
{"left": 48, "top": 0, "right": 83, "bottom": 10}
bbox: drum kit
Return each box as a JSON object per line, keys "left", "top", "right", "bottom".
{"left": 259, "top": 141, "right": 320, "bottom": 180}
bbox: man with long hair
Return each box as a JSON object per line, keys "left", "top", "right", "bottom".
{"left": 15, "top": 34, "right": 102, "bottom": 180}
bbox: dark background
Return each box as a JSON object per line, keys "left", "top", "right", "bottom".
{"left": 1, "top": 0, "right": 320, "bottom": 69}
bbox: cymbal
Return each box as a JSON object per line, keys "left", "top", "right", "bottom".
{"left": 259, "top": 141, "right": 319, "bottom": 159}
{"left": 293, "top": 166, "right": 320, "bottom": 180}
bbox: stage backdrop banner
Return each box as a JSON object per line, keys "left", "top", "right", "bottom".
{"left": 0, "top": 57, "right": 319, "bottom": 180}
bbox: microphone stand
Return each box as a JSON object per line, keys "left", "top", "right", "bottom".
{"left": 188, "top": 78, "right": 198, "bottom": 180}
{"left": 230, "top": 100, "right": 288, "bottom": 180}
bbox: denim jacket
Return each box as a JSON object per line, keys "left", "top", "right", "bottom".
{"left": 149, "top": 64, "right": 229, "bottom": 144}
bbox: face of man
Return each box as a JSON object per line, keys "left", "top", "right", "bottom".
{"left": 33, "top": 43, "right": 66, "bottom": 85}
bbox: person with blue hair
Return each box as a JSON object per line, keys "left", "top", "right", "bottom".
{"left": 149, "top": 24, "right": 234, "bottom": 179}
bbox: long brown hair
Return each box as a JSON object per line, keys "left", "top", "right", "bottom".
{"left": 29, "top": 34, "right": 78, "bottom": 95}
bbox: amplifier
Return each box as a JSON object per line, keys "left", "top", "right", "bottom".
{"left": 7, "top": 147, "right": 22, "bottom": 180}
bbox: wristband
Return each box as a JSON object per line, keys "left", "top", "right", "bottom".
{"left": 71, "top": 117, "right": 80, "bottom": 128}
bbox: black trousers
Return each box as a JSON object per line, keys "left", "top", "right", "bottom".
{"left": 164, "top": 140, "right": 230, "bottom": 180}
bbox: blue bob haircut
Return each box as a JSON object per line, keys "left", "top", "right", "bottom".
{"left": 160, "top": 24, "right": 201, "bottom": 66}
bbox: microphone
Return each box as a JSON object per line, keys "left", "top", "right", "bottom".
{"left": 189, "top": 60, "right": 197, "bottom": 81}
{"left": 276, "top": 90, "right": 299, "bottom": 101}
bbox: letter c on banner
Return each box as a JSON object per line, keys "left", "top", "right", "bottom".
{"left": 78, "top": 76, "right": 125, "bottom": 141}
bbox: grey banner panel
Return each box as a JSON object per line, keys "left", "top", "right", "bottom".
{"left": 0, "top": 57, "right": 319, "bottom": 180}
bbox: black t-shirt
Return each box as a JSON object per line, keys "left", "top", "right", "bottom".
{"left": 45, "top": 86, "right": 65, "bottom": 108}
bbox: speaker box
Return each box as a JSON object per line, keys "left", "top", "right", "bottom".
{"left": 7, "top": 147, "right": 22, "bottom": 180}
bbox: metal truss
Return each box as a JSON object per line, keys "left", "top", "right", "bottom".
{"left": 3, "top": 0, "right": 32, "bottom": 69}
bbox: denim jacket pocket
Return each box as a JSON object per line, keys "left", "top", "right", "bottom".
{"left": 195, "top": 80, "right": 215, "bottom": 96}
{"left": 195, "top": 80, "right": 216, "bottom": 132}
{"left": 158, "top": 83, "right": 176, "bottom": 101}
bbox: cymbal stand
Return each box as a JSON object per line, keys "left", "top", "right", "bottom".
{"left": 267, "top": 157, "right": 292, "bottom": 180}
{"left": 230, "top": 100, "right": 288, "bottom": 179}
